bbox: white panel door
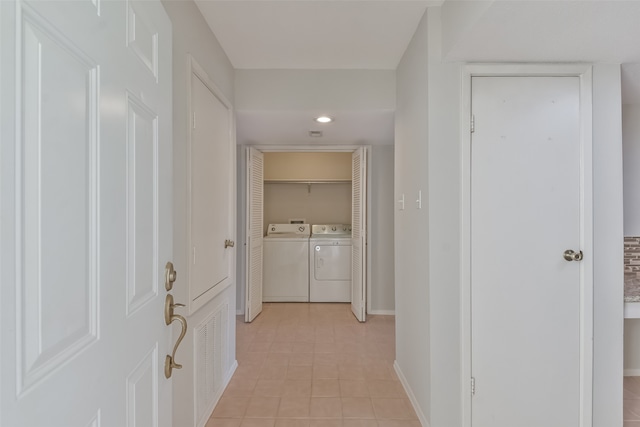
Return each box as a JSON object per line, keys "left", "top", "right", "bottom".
{"left": 471, "top": 76, "right": 584, "bottom": 427}
{"left": 245, "top": 148, "right": 264, "bottom": 322}
{"left": 351, "top": 147, "right": 367, "bottom": 322}
{"left": 189, "top": 67, "right": 234, "bottom": 312}
{"left": 1, "top": 1, "right": 173, "bottom": 426}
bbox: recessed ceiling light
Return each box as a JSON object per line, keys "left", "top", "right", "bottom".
{"left": 315, "top": 116, "right": 333, "bottom": 124}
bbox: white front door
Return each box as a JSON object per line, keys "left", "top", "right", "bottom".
{"left": 470, "top": 76, "right": 588, "bottom": 427}
{"left": 1, "top": 1, "right": 173, "bottom": 426}
{"left": 351, "top": 147, "right": 367, "bottom": 322}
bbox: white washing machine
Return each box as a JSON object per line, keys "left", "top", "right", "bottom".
{"left": 263, "top": 224, "right": 310, "bottom": 302}
{"left": 309, "top": 224, "right": 352, "bottom": 302}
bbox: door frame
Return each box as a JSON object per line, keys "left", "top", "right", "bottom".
{"left": 460, "top": 64, "right": 594, "bottom": 427}
{"left": 237, "top": 145, "right": 372, "bottom": 317}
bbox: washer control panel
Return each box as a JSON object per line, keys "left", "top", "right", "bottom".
{"left": 266, "top": 224, "right": 310, "bottom": 237}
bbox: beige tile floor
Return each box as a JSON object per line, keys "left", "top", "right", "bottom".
{"left": 625, "top": 377, "right": 640, "bottom": 427}
{"left": 206, "top": 303, "right": 419, "bottom": 427}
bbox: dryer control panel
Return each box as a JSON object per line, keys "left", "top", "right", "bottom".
{"left": 310, "top": 224, "right": 352, "bottom": 236}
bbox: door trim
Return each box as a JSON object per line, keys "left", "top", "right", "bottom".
{"left": 238, "top": 145, "right": 373, "bottom": 317}
{"left": 460, "top": 64, "right": 593, "bottom": 427}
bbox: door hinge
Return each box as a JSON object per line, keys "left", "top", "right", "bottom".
{"left": 192, "top": 112, "right": 196, "bottom": 129}
{"left": 471, "top": 377, "right": 476, "bottom": 396}
{"left": 471, "top": 115, "right": 475, "bottom": 133}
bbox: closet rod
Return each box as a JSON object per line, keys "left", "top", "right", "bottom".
{"left": 263, "top": 180, "right": 351, "bottom": 184}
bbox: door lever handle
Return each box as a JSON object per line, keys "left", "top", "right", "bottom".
{"left": 563, "top": 249, "right": 583, "bottom": 262}
{"left": 164, "top": 294, "right": 185, "bottom": 324}
{"left": 164, "top": 294, "right": 187, "bottom": 378}
{"left": 225, "top": 239, "right": 235, "bottom": 248}
{"left": 165, "top": 313, "right": 187, "bottom": 378}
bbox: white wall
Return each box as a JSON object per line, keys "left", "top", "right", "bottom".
{"left": 162, "top": 1, "right": 237, "bottom": 426}
{"left": 624, "top": 104, "right": 640, "bottom": 236}
{"left": 396, "top": 6, "right": 623, "bottom": 427}
{"left": 370, "top": 146, "right": 395, "bottom": 314}
{"left": 440, "top": 0, "right": 493, "bottom": 59}
{"left": 235, "top": 69, "right": 395, "bottom": 111}
{"left": 264, "top": 183, "right": 352, "bottom": 232}
{"left": 625, "top": 320, "right": 640, "bottom": 374}
{"left": 425, "top": 8, "right": 464, "bottom": 427}
{"left": 592, "top": 64, "right": 624, "bottom": 427}
{"left": 264, "top": 152, "right": 352, "bottom": 181}
{"left": 263, "top": 152, "right": 353, "bottom": 231}
{"left": 394, "top": 8, "right": 431, "bottom": 425}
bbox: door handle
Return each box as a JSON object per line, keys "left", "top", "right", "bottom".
{"left": 164, "top": 294, "right": 187, "bottom": 378}
{"left": 225, "top": 239, "right": 235, "bottom": 248}
{"left": 563, "top": 249, "right": 583, "bottom": 262}
{"left": 165, "top": 294, "right": 185, "bottom": 323}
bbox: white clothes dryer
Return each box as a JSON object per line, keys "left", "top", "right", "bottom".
{"left": 309, "top": 224, "right": 352, "bottom": 302}
{"left": 263, "top": 224, "right": 310, "bottom": 302}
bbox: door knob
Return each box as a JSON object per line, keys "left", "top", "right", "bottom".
{"left": 225, "top": 239, "right": 235, "bottom": 248}
{"left": 563, "top": 249, "right": 583, "bottom": 262}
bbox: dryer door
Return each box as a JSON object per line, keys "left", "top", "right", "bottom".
{"left": 314, "top": 244, "right": 351, "bottom": 281}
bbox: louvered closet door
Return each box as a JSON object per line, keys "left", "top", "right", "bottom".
{"left": 245, "top": 147, "right": 264, "bottom": 322}
{"left": 351, "top": 147, "right": 367, "bottom": 322}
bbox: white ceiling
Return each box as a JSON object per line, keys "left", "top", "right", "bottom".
{"left": 194, "top": 0, "right": 433, "bottom": 70}
{"left": 236, "top": 110, "right": 395, "bottom": 146}
{"left": 194, "top": 0, "right": 640, "bottom": 146}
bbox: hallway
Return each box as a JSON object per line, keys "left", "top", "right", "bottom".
{"left": 206, "top": 303, "right": 418, "bottom": 427}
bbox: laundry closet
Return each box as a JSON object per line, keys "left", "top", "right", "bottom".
{"left": 243, "top": 147, "right": 368, "bottom": 322}
{"left": 263, "top": 152, "right": 353, "bottom": 304}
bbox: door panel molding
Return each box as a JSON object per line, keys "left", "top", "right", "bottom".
{"left": 18, "top": 4, "right": 100, "bottom": 394}
{"left": 460, "top": 64, "right": 593, "bottom": 427}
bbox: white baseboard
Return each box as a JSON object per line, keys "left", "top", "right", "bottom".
{"left": 624, "top": 368, "right": 640, "bottom": 376}
{"left": 394, "top": 360, "right": 429, "bottom": 427}
{"left": 237, "top": 308, "right": 393, "bottom": 316}
{"left": 200, "top": 360, "right": 238, "bottom": 427}
{"left": 368, "top": 309, "right": 395, "bottom": 316}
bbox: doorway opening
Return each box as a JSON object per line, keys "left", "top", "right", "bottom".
{"left": 238, "top": 146, "right": 370, "bottom": 323}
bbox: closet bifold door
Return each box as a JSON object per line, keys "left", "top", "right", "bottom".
{"left": 245, "top": 147, "right": 264, "bottom": 322}
{"left": 351, "top": 147, "right": 367, "bottom": 322}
